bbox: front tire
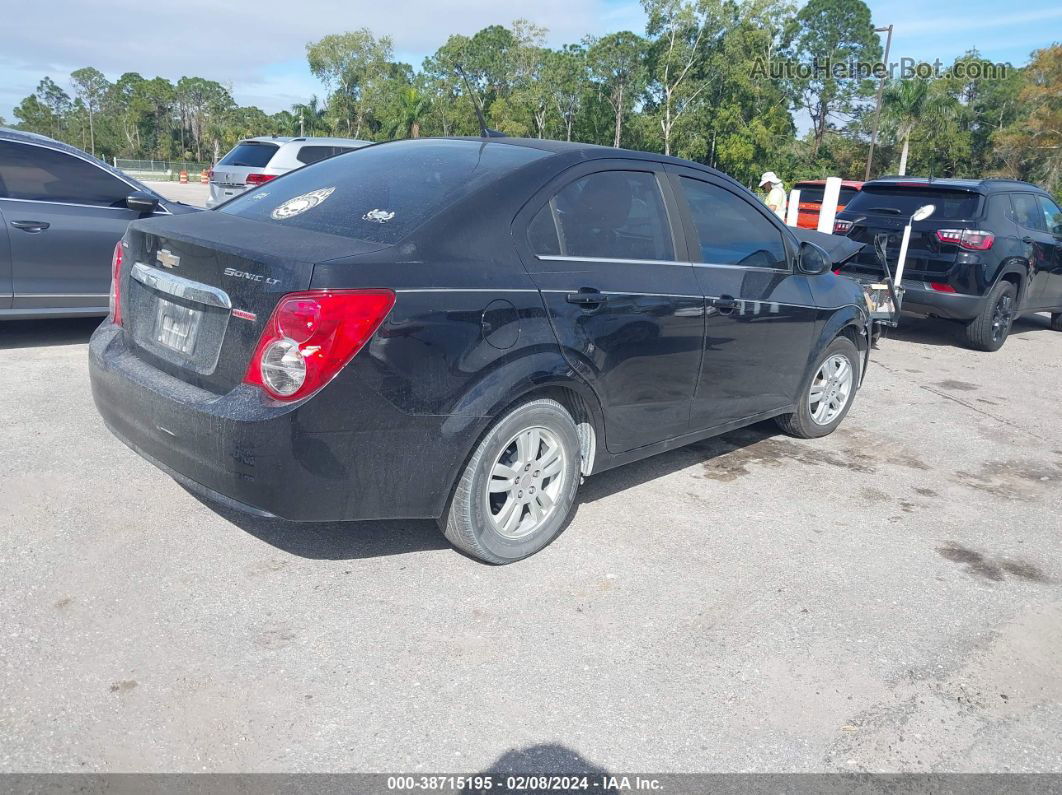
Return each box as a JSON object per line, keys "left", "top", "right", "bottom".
{"left": 963, "top": 281, "right": 1016, "bottom": 351}
{"left": 440, "top": 398, "right": 581, "bottom": 564}
{"left": 776, "top": 336, "right": 860, "bottom": 439}
{"left": 1050, "top": 312, "right": 1062, "bottom": 331}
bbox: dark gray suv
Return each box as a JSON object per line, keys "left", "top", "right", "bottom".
{"left": 0, "top": 128, "right": 198, "bottom": 319}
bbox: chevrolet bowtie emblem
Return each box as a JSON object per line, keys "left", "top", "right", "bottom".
{"left": 156, "top": 249, "right": 180, "bottom": 269}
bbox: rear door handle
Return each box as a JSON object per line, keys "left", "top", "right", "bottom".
{"left": 11, "top": 220, "right": 50, "bottom": 232}
{"left": 566, "top": 289, "right": 607, "bottom": 307}
{"left": 1022, "top": 235, "right": 1034, "bottom": 244}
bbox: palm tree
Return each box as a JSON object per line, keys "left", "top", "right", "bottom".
{"left": 881, "top": 78, "right": 955, "bottom": 175}
{"left": 385, "top": 87, "right": 432, "bottom": 140}
{"left": 290, "top": 96, "right": 329, "bottom": 137}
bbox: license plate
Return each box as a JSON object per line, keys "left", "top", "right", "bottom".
{"left": 154, "top": 298, "right": 202, "bottom": 355}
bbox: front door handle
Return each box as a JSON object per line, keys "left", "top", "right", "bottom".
{"left": 711, "top": 295, "right": 738, "bottom": 313}
{"left": 566, "top": 289, "right": 606, "bottom": 307}
{"left": 1022, "top": 235, "right": 1034, "bottom": 244}
{"left": 11, "top": 220, "right": 50, "bottom": 232}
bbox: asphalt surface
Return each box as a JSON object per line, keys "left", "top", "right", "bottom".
{"left": 143, "top": 180, "right": 210, "bottom": 208}
{"left": 1, "top": 313, "right": 1060, "bottom": 774}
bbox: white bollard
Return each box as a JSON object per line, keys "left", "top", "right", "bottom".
{"left": 817, "top": 176, "right": 842, "bottom": 234}
{"left": 785, "top": 189, "right": 801, "bottom": 227}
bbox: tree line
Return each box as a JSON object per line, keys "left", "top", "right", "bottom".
{"left": 8, "top": 0, "right": 1061, "bottom": 197}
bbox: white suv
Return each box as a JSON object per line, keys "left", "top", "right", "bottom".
{"left": 206, "top": 136, "right": 370, "bottom": 208}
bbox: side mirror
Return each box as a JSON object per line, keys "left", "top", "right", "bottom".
{"left": 126, "top": 191, "right": 159, "bottom": 215}
{"left": 798, "top": 241, "right": 832, "bottom": 275}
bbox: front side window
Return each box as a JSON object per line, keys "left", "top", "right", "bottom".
{"left": 1038, "top": 196, "right": 1062, "bottom": 235}
{"left": 679, "top": 177, "right": 787, "bottom": 269}
{"left": 533, "top": 170, "right": 674, "bottom": 261}
{"left": 0, "top": 140, "right": 130, "bottom": 206}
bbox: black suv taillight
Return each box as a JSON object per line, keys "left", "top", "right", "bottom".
{"left": 936, "top": 229, "right": 995, "bottom": 251}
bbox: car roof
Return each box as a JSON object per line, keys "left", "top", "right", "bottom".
{"left": 793, "top": 179, "right": 864, "bottom": 188}
{"left": 242, "top": 135, "right": 372, "bottom": 147}
{"left": 866, "top": 175, "right": 1046, "bottom": 194}
{"left": 383, "top": 136, "right": 751, "bottom": 191}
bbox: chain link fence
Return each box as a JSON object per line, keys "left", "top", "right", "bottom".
{"left": 114, "top": 158, "right": 213, "bottom": 181}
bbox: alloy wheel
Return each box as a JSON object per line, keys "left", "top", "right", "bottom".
{"left": 808, "top": 353, "right": 854, "bottom": 426}
{"left": 485, "top": 426, "right": 568, "bottom": 539}
{"left": 991, "top": 294, "right": 1014, "bottom": 343}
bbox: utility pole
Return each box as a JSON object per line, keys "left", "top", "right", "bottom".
{"left": 865, "top": 24, "right": 894, "bottom": 182}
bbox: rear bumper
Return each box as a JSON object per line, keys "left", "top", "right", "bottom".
{"left": 899, "top": 284, "right": 986, "bottom": 321}
{"left": 89, "top": 323, "right": 473, "bottom": 521}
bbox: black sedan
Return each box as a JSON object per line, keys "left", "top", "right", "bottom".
{"left": 0, "top": 128, "right": 198, "bottom": 319}
{"left": 89, "top": 138, "right": 870, "bottom": 563}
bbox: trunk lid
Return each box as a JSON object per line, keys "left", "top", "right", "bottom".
{"left": 120, "top": 211, "right": 385, "bottom": 394}
{"left": 838, "top": 185, "right": 984, "bottom": 283}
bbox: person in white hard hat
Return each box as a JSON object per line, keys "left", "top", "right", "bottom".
{"left": 759, "top": 171, "right": 787, "bottom": 220}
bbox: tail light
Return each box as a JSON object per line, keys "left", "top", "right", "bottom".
{"left": 245, "top": 173, "right": 276, "bottom": 186}
{"left": 207, "top": 169, "right": 214, "bottom": 181}
{"left": 108, "top": 241, "right": 123, "bottom": 326}
{"left": 244, "top": 289, "right": 396, "bottom": 401}
{"left": 929, "top": 282, "right": 956, "bottom": 293}
{"left": 834, "top": 219, "right": 853, "bottom": 235}
{"left": 936, "top": 229, "right": 995, "bottom": 251}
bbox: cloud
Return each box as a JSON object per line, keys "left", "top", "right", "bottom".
{"left": 1, "top": 0, "right": 647, "bottom": 117}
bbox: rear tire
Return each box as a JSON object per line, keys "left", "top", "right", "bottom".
{"left": 776, "top": 336, "right": 860, "bottom": 439}
{"left": 440, "top": 398, "right": 581, "bottom": 564}
{"left": 1051, "top": 312, "right": 1062, "bottom": 331}
{"left": 963, "top": 281, "right": 1016, "bottom": 351}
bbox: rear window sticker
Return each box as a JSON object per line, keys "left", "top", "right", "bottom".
{"left": 271, "top": 187, "right": 336, "bottom": 220}
{"left": 362, "top": 209, "right": 395, "bottom": 223}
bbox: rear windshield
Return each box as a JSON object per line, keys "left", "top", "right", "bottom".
{"left": 219, "top": 139, "right": 551, "bottom": 244}
{"left": 218, "top": 142, "right": 279, "bottom": 168}
{"left": 795, "top": 185, "right": 859, "bottom": 205}
{"left": 844, "top": 185, "right": 981, "bottom": 219}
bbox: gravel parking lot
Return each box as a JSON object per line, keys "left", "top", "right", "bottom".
{"left": 1, "top": 314, "right": 1060, "bottom": 773}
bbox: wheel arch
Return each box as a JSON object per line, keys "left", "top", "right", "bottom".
{"left": 994, "top": 258, "right": 1029, "bottom": 305}
{"left": 435, "top": 350, "right": 606, "bottom": 517}
{"left": 808, "top": 305, "right": 869, "bottom": 387}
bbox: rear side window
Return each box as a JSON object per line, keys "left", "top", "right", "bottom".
{"left": 220, "top": 139, "right": 550, "bottom": 244}
{"left": 295, "top": 145, "right": 359, "bottom": 165}
{"left": 218, "top": 142, "right": 279, "bottom": 168}
{"left": 844, "top": 186, "right": 981, "bottom": 219}
{"left": 0, "top": 140, "right": 130, "bottom": 206}
{"left": 678, "top": 177, "right": 787, "bottom": 269}
{"left": 1012, "top": 193, "right": 1045, "bottom": 231}
{"left": 528, "top": 202, "right": 561, "bottom": 256}
{"left": 542, "top": 171, "right": 674, "bottom": 261}
{"left": 1037, "top": 196, "right": 1062, "bottom": 235}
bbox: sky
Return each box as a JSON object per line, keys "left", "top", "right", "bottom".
{"left": 2, "top": 0, "right": 1059, "bottom": 125}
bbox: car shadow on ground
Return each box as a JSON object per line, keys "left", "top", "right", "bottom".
{"left": 883, "top": 311, "right": 1053, "bottom": 348}
{"left": 463, "top": 743, "right": 613, "bottom": 787}
{"left": 0, "top": 317, "right": 103, "bottom": 350}
{"left": 187, "top": 491, "right": 449, "bottom": 560}
{"left": 194, "top": 423, "right": 777, "bottom": 562}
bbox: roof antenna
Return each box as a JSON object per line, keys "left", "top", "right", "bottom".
{"left": 454, "top": 63, "right": 506, "bottom": 138}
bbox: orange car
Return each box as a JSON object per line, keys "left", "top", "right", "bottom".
{"left": 793, "top": 179, "right": 863, "bottom": 229}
